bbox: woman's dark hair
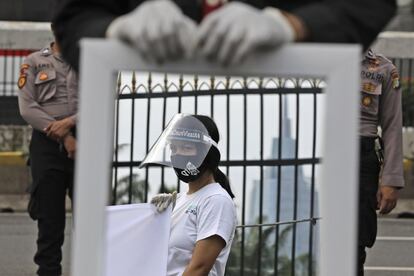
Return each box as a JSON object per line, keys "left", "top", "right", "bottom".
{"left": 193, "top": 115, "right": 235, "bottom": 199}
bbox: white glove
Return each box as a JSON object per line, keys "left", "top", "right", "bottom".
{"left": 196, "top": 2, "right": 295, "bottom": 65}
{"left": 150, "top": 191, "right": 177, "bottom": 213}
{"left": 106, "top": 0, "right": 197, "bottom": 63}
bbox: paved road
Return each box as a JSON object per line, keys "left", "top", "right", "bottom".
{"left": 365, "top": 218, "right": 414, "bottom": 276}
{"left": 0, "top": 213, "right": 71, "bottom": 276}
{"left": 0, "top": 214, "right": 413, "bottom": 276}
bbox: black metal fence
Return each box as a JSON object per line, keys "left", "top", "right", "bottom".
{"left": 111, "top": 72, "right": 323, "bottom": 276}
{"left": 392, "top": 58, "right": 414, "bottom": 126}
{"left": 0, "top": 50, "right": 32, "bottom": 96}
{"left": 0, "top": 50, "right": 33, "bottom": 125}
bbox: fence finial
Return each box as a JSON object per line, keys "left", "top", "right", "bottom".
{"left": 116, "top": 72, "right": 122, "bottom": 94}
{"left": 131, "top": 71, "right": 137, "bottom": 93}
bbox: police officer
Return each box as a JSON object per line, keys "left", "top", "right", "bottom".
{"left": 52, "top": 0, "right": 397, "bottom": 70}
{"left": 358, "top": 49, "right": 404, "bottom": 275}
{"left": 17, "top": 25, "right": 78, "bottom": 276}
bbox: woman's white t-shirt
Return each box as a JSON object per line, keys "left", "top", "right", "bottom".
{"left": 167, "top": 183, "right": 237, "bottom": 276}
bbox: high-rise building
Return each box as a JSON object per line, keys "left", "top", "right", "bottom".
{"left": 248, "top": 98, "right": 319, "bottom": 259}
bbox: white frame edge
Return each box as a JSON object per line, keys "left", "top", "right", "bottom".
{"left": 74, "top": 39, "right": 361, "bottom": 276}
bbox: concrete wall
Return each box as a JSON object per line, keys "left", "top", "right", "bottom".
{"left": 0, "top": 125, "right": 31, "bottom": 152}
{"left": 0, "top": 21, "right": 52, "bottom": 49}
{"left": 0, "top": 166, "right": 30, "bottom": 194}
{"left": 0, "top": 126, "right": 31, "bottom": 208}
{"left": 372, "top": 32, "right": 414, "bottom": 58}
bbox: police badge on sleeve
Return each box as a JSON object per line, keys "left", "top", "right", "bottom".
{"left": 18, "top": 64, "right": 30, "bottom": 89}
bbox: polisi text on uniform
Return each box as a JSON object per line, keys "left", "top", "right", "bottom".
{"left": 361, "top": 70, "right": 384, "bottom": 83}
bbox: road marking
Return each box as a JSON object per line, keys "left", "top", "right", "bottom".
{"left": 365, "top": 267, "right": 414, "bottom": 271}
{"left": 376, "top": 236, "right": 414, "bottom": 241}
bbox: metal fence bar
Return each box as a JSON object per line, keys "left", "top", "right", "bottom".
{"left": 210, "top": 79, "right": 214, "bottom": 118}
{"left": 160, "top": 74, "right": 168, "bottom": 194}
{"left": 113, "top": 158, "right": 320, "bottom": 168}
{"left": 291, "top": 83, "right": 301, "bottom": 275}
{"left": 2, "top": 50, "right": 8, "bottom": 94}
{"left": 308, "top": 82, "right": 319, "bottom": 276}
{"left": 144, "top": 74, "right": 152, "bottom": 203}
{"left": 176, "top": 76, "right": 183, "bottom": 193}
{"left": 128, "top": 72, "right": 136, "bottom": 203}
{"left": 275, "top": 90, "right": 283, "bottom": 275}
{"left": 241, "top": 79, "right": 248, "bottom": 276}
{"left": 258, "top": 77, "right": 264, "bottom": 276}
{"left": 237, "top": 217, "right": 321, "bottom": 229}
{"left": 112, "top": 73, "right": 121, "bottom": 204}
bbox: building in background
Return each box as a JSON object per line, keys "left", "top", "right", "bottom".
{"left": 249, "top": 99, "right": 319, "bottom": 258}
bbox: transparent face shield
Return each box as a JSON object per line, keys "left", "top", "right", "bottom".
{"left": 139, "top": 114, "right": 219, "bottom": 170}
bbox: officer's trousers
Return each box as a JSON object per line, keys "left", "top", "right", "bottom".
{"left": 357, "top": 137, "right": 380, "bottom": 276}
{"left": 28, "top": 130, "right": 74, "bottom": 276}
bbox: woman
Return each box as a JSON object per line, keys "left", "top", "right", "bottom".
{"left": 140, "top": 114, "right": 237, "bottom": 276}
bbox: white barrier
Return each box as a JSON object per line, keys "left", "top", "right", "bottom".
{"left": 74, "top": 39, "right": 361, "bottom": 276}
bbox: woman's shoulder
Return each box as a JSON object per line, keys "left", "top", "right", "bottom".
{"left": 199, "top": 184, "right": 235, "bottom": 209}
{"left": 202, "top": 183, "right": 233, "bottom": 199}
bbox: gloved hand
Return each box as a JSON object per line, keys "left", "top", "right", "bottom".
{"left": 151, "top": 191, "right": 177, "bottom": 212}
{"left": 106, "top": 0, "right": 197, "bottom": 63}
{"left": 196, "top": 2, "right": 295, "bottom": 65}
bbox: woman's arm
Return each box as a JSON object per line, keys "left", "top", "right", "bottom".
{"left": 182, "top": 235, "right": 225, "bottom": 276}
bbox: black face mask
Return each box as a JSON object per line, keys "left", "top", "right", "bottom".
{"left": 171, "top": 155, "right": 207, "bottom": 183}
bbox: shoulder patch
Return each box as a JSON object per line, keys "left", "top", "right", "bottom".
{"left": 18, "top": 63, "right": 30, "bottom": 89}
{"left": 20, "top": 64, "right": 30, "bottom": 75}
{"left": 391, "top": 68, "right": 400, "bottom": 89}
{"left": 18, "top": 75, "right": 27, "bottom": 89}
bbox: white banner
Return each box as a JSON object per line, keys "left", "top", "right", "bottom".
{"left": 105, "top": 204, "right": 171, "bottom": 276}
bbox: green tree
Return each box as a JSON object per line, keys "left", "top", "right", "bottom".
{"left": 113, "top": 143, "right": 148, "bottom": 204}
{"left": 114, "top": 173, "right": 146, "bottom": 204}
{"left": 226, "top": 219, "right": 316, "bottom": 276}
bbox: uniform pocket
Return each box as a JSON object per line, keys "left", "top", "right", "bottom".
{"left": 360, "top": 80, "right": 382, "bottom": 116}
{"left": 35, "top": 69, "right": 57, "bottom": 102}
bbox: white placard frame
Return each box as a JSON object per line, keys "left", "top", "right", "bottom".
{"left": 74, "top": 39, "right": 361, "bottom": 276}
